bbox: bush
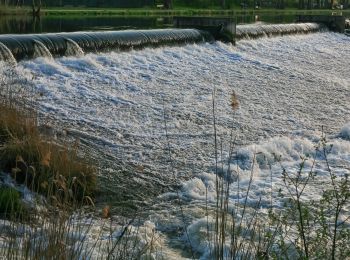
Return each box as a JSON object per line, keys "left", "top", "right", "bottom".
{"left": 0, "top": 187, "right": 26, "bottom": 219}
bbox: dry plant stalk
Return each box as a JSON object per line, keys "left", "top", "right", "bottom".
{"left": 230, "top": 91, "right": 240, "bottom": 111}
{"left": 102, "top": 205, "right": 111, "bottom": 218}
{"left": 0, "top": 103, "right": 97, "bottom": 203}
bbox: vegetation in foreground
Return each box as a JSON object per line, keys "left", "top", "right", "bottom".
{"left": 0, "top": 101, "right": 97, "bottom": 209}
{"left": 205, "top": 130, "right": 350, "bottom": 259}
{"left": 0, "top": 82, "right": 160, "bottom": 259}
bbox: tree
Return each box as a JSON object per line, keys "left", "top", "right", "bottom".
{"left": 299, "top": 0, "right": 304, "bottom": 9}
{"left": 221, "top": 0, "right": 226, "bottom": 8}
{"left": 32, "top": 0, "right": 41, "bottom": 17}
{"left": 307, "top": 0, "right": 312, "bottom": 9}
{"left": 16, "top": 0, "right": 25, "bottom": 7}
{"left": 163, "top": 0, "right": 172, "bottom": 9}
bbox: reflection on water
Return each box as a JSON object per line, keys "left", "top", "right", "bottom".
{"left": 0, "top": 16, "right": 172, "bottom": 34}
{"left": 0, "top": 14, "right": 297, "bottom": 34}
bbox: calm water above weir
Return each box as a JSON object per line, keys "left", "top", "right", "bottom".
{"left": 0, "top": 14, "right": 299, "bottom": 34}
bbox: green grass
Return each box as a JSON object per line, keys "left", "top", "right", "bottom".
{"left": 0, "top": 187, "right": 27, "bottom": 219}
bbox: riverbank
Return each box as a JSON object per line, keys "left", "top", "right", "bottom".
{"left": 0, "top": 6, "right": 348, "bottom": 17}
{"left": 0, "top": 101, "right": 97, "bottom": 208}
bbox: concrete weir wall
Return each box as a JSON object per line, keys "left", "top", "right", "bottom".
{"left": 298, "top": 15, "right": 346, "bottom": 33}
{"left": 173, "top": 17, "right": 236, "bottom": 43}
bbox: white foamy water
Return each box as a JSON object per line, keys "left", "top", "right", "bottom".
{"left": 1, "top": 32, "right": 350, "bottom": 258}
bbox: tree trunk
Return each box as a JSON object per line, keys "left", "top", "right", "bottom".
{"left": 221, "top": 0, "right": 226, "bottom": 8}
{"left": 163, "top": 0, "right": 172, "bottom": 9}
{"left": 299, "top": 0, "right": 304, "bottom": 9}
{"left": 16, "top": 0, "right": 24, "bottom": 7}
{"left": 32, "top": 0, "right": 41, "bottom": 17}
{"left": 307, "top": 0, "right": 312, "bottom": 9}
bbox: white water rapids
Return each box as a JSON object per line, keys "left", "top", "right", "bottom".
{"left": 0, "top": 32, "right": 350, "bottom": 258}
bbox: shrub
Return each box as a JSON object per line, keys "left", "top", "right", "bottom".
{"left": 0, "top": 187, "right": 26, "bottom": 219}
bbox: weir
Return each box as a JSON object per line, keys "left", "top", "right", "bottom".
{"left": 235, "top": 23, "right": 325, "bottom": 40}
{"left": 0, "top": 15, "right": 346, "bottom": 62}
{"left": 174, "top": 17, "right": 236, "bottom": 43}
{"left": 0, "top": 29, "right": 212, "bottom": 62}
{"left": 173, "top": 17, "right": 328, "bottom": 42}
{"left": 298, "top": 15, "right": 345, "bottom": 33}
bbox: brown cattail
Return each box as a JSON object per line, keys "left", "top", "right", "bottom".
{"left": 230, "top": 91, "right": 240, "bottom": 111}
{"left": 41, "top": 151, "right": 51, "bottom": 167}
{"left": 102, "top": 205, "right": 111, "bottom": 218}
{"left": 136, "top": 165, "right": 144, "bottom": 173}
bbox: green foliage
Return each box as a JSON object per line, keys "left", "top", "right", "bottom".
{"left": 20, "top": 0, "right": 154, "bottom": 8}
{"left": 174, "top": 0, "right": 220, "bottom": 8}
{"left": 0, "top": 187, "right": 26, "bottom": 219}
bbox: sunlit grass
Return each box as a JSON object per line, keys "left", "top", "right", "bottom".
{"left": 0, "top": 103, "right": 97, "bottom": 204}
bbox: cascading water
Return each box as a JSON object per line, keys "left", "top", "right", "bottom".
{"left": 0, "top": 23, "right": 326, "bottom": 62}
{"left": 65, "top": 38, "right": 84, "bottom": 57}
{"left": 33, "top": 40, "right": 53, "bottom": 59}
{"left": 0, "top": 42, "right": 16, "bottom": 65}
{"left": 0, "top": 23, "right": 349, "bottom": 258}
{"left": 0, "top": 29, "right": 212, "bottom": 61}
{"left": 236, "top": 22, "right": 324, "bottom": 39}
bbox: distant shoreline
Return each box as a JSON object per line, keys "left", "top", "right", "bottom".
{"left": 0, "top": 7, "right": 348, "bottom": 17}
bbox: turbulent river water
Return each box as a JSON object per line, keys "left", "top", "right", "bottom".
{"left": 1, "top": 32, "right": 350, "bottom": 258}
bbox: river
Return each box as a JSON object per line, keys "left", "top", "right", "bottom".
{"left": 0, "top": 15, "right": 349, "bottom": 259}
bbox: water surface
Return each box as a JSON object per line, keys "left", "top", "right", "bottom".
{"left": 0, "top": 15, "right": 349, "bottom": 258}
{"left": 0, "top": 14, "right": 298, "bottom": 34}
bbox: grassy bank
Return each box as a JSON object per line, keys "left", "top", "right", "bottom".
{"left": 0, "top": 90, "right": 160, "bottom": 258}
{"left": 0, "top": 5, "right": 31, "bottom": 16}
{"left": 0, "top": 102, "right": 97, "bottom": 208}
{"left": 42, "top": 8, "right": 349, "bottom": 18}
{"left": 0, "top": 5, "right": 348, "bottom": 17}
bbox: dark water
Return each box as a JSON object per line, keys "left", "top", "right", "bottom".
{"left": 0, "top": 14, "right": 297, "bottom": 34}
